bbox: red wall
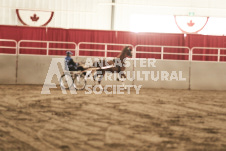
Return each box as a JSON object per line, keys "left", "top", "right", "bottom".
{"left": 185, "top": 34, "right": 226, "bottom": 61}
{"left": 1, "top": 25, "right": 226, "bottom": 61}
{"left": 0, "top": 25, "right": 184, "bottom": 59}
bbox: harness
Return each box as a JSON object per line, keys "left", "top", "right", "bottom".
{"left": 113, "top": 58, "right": 123, "bottom": 73}
{"left": 116, "top": 65, "right": 121, "bottom": 72}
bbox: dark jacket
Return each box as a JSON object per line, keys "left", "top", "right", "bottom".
{"left": 65, "top": 56, "right": 79, "bottom": 71}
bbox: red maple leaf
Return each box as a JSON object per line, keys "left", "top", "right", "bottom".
{"left": 30, "top": 14, "right": 39, "bottom": 22}
{"left": 187, "top": 20, "right": 195, "bottom": 27}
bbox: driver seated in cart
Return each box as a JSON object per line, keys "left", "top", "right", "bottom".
{"left": 65, "top": 51, "right": 84, "bottom": 71}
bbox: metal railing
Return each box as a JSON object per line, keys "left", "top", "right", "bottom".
{"left": 0, "top": 39, "right": 17, "bottom": 55}
{"left": 135, "top": 45, "right": 190, "bottom": 60}
{"left": 191, "top": 47, "right": 226, "bottom": 62}
{"left": 18, "top": 40, "right": 77, "bottom": 56}
{"left": 2, "top": 38, "right": 226, "bottom": 62}
{"left": 78, "top": 42, "right": 134, "bottom": 57}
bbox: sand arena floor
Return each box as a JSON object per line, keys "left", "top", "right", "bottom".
{"left": 0, "top": 85, "right": 226, "bottom": 151}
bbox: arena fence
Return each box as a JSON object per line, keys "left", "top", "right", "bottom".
{"left": 18, "top": 40, "right": 77, "bottom": 56}
{"left": 1, "top": 39, "right": 226, "bottom": 90}
{"left": 1, "top": 39, "right": 226, "bottom": 62}
{"left": 78, "top": 42, "right": 134, "bottom": 57}
{"left": 134, "top": 45, "right": 190, "bottom": 60}
{"left": 0, "top": 39, "right": 17, "bottom": 55}
{"left": 191, "top": 47, "right": 226, "bottom": 62}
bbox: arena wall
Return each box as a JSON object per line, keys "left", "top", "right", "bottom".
{"left": 1, "top": 55, "right": 189, "bottom": 89}
{"left": 190, "top": 61, "right": 226, "bottom": 90}
{"left": 17, "top": 55, "right": 66, "bottom": 85}
{"left": 133, "top": 59, "right": 190, "bottom": 89}
{"left": 1, "top": 55, "right": 226, "bottom": 91}
{"left": 15, "top": 55, "right": 133, "bottom": 86}
{"left": 0, "top": 55, "right": 17, "bottom": 84}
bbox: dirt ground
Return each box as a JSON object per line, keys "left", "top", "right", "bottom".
{"left": 0, "top": 85, "right": 226, "bottom": 151}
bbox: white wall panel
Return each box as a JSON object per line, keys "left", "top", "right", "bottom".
{"left": 2, "top": 0, "right": 226, "bottom": 32}
{"left": 0, "top": 0, "right": 112, "bottom": 30}
{"left": 190, "top": 61, "right": 226, "bottom": 90}
{"left": 133, "top": 60, "right": 190, "bottom": 89}
{"left": 114, "top": 0, "right": 226, "bottom": 31}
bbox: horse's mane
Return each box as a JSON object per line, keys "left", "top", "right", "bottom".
{"left": 117, "top": 46, "right": 129, "bottom": 60}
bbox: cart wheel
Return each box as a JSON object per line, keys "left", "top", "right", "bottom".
{"left": 60, "top": 74, "right": 74, "bottom": 89}
{"left": 74, "top": 73, "right": 86, "bottom": 90}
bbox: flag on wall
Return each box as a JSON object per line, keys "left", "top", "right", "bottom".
{"left": 174, "top": 16, "right": 209, "bottom": 33}
{"left": 16, "top": 9, "right": 54, "bottom": 26}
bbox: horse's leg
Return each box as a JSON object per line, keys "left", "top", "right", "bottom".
{"left": 97, "top": 70, "right": 105, "bottom": 90}
{"left": 93, "top": 69, "right": 105, "bottom": 90}
{"left": 93, "top": 69, "right": 102, "bottom": 85}
{"left": 93, "top": 72, "right": 98, "bottom": 86}
{"left": 118, "top": 72, "right": 127, "bottom": 89}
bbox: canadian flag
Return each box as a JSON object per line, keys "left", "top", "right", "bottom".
{"left": 175, "top": 16, "right": 209, "bottom": 33}
{"left": 16, "top": 9, "right": 54, "bottom": 26}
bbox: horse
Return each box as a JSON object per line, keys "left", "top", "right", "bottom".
{"left": 92, "top": 46, "right": 133, "bottom": 89}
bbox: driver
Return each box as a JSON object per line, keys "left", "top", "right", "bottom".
{"left": 65, "top": 51, "right": 83, "bottom": 71}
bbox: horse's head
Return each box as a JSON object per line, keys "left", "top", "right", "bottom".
{"left": 123, "top": 46, "right": 132, "bottom": 57}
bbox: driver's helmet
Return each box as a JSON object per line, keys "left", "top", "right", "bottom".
{"left": 66, "top": 51, "right": 73, "bottom": 56}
